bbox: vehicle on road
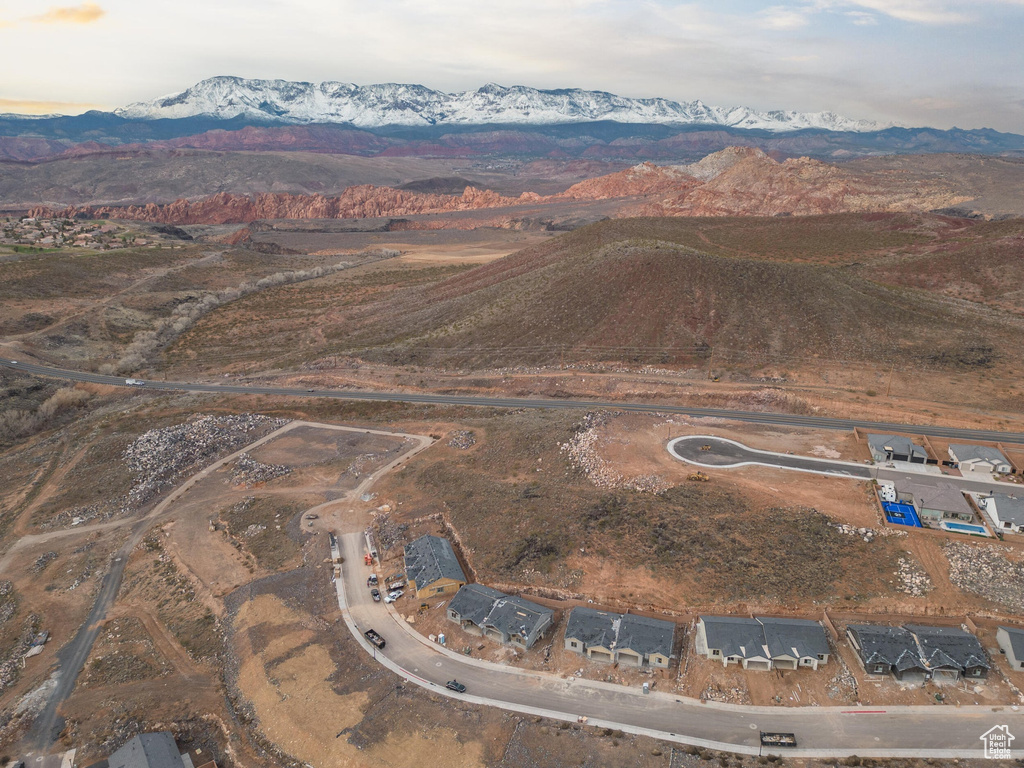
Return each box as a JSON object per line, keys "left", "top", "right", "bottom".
{"left": 367, "top": 574, "right": 378, "bottom": 587}
{"left": 307, "top": 388, "right": 315, "bottom": 392}
{"left": 760, "top": 732, "right": 797, "bottom": 748}
{"left": 124, "top": 378, "right": 145, "bottom": 386}
{"left": 445, "top": 679, "right": 466, "bottom": 693}
{"left": 384, "top": 589, "right": 404, "bottom": 603}
{"left": 370, "top": 588, "right": 381, "bottom": 602}
{"left": 363, "top": 629, "right": 386, "bottom": 649}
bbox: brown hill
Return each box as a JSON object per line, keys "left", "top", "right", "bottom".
{"left": 30, "top": 148, "right": 983, "bottom": 225}
{"left": 307, "top": 217, "right": 1023, "bottom": 370}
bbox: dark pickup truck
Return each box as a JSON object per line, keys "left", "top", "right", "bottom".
{"left": 363, "top": 629, "right": 386, "bottom": 649}
{"left": 760, "top": 732, "right": 797, "bottom": 748}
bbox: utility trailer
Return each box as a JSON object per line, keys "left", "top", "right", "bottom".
{"left": 760, "top": 732, "right": 797, "bottom": 748}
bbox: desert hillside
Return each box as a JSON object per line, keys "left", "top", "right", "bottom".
{"left": 171, "top": 215, "right": 1024, "bottom": 372}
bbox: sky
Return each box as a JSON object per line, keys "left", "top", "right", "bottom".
{"left": 1, "top": 0, "right": 1022, "bottom": 132}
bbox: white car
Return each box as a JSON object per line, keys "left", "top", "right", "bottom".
{"left": 384, "top": 590, "right": 404, "bottom": 604}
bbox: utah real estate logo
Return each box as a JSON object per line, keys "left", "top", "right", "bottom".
{"left": 980, "top": 725, "right": 1014, "bottom": 759}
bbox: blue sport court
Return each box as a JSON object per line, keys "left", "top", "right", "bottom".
{"left": 882, "top": 501, "right": 922, "bottom": 528}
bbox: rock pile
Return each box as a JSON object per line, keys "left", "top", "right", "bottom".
{"left": 832, "top": 523, "right": 878, "bottom": 542}
{"left": 560, "top": 412, "right": 668, "bottom": 494}
{"left": 232, "top": 452, "right": 291, "bottom": 487}
{"left": 895, "top": 556, "right": 932, "bottom": 596}
{"left": 31, "top": 552, "right": 58, "bottom": 574}
{"left": 0, "top": 614, "right": 40, "bottom": 692}
{"left": 447, "top": 430, "right": 476, "bottom": 449}
{"left": 243, "top": 524, "right": 266, "bottom": 538}
{"left": 123, "top": 414, "right": 288, "bottom": 508}
{"left": 945, "top": 541, "right": 1024, "bottom": 612}
{"left": 372, "top": 508, "right": 408, "bottom": 553}
{"left": 0, "top": 582, "right": 16, "bottom": 627}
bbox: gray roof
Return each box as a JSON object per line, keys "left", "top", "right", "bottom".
{"left": 109, "top": 733, "right": 184, "bottom": 768}
{"left": 616, "top": 614, "right": 675, "bottom": 659}
{"left": 999, "top": 626, "right": 1024, "bottom": 660}
{"left": 699, "top": 616, "right": 768, "bottom": 660}
{"left": 759, "top": 617, "right": 830, "bottom": 660}
{"left": 897, "top": 481, "right": 972, "bottom": 516}
{"left": 987, "top": 493, "right": 1024, "bottom": 526}
{"left": 565, "top": 607, "right": 618, "bottom": 650}
{"left": 948, "top": 444, "right": 1009, "bottom": 465}
{"left": 906, "top": 625, "right": 989, "bottom": 672}
{"left": 449, "top": 583, "right": 506, "bottom": 625}
{"left": 450, "top": 584, "right": 553, "bottom": 639}
{"left": 566, "top": 608, "right": 674, "bottom": 658}
{"left": 404, "top": 534, "right": 466, "bottom": 590}
{"left": 848, "top": 625, "right": 925, "bottom": 672}
{"left": 867, "top": 434, "right": 927, "bottom": 460}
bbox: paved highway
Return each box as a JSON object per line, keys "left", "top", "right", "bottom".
{"left": 5, "top": 358, "right": 1024, "bottom": 445}
{"left": 335, "top": 533, "right": 1022, "bottom": 759}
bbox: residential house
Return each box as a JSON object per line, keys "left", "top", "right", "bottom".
{"left": 564, "top": 607, "right": 675, "bottom": 668}
{"left": 896, "top": 481, "right": 974, "bottom": 523}
{"left": 997, "top": 626, "right": 1024, "bottom": 670}
{"left": 867, "top": 434, "right": 928, "bottom": 464}
{"left": 447, "top": 583, "right": 554, "bottom": 649}
{"left": 906, "top": 624, "right": 989, "bottom": 681}
{"left": 759, "top": 617, "right": 831, "bottom": 670}
{"left": 109, "top": 733, "right": 189, "bottom": 768}
{"left": 847, "top": 625, "right": 929, "bottom": 680}
{"left": 948, "top": 445, "right": 1012, "bottom": 475}
{"left": 979, "top": 494, "right": 1024, "bottom": 534}
{"left": 696, "top": 616, "right": 772, "bottom": 670}
{"left": 696, "top": 616, "right": 829, "bottom": 671}
{"left": 403, "top": 534, "right": 467, "bottom": 598}
{"left": 615, "top": 614, "right": 676, "bottom": 668}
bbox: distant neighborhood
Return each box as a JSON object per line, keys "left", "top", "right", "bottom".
{"left": 0, "top": 216, "right": 144, "bottom": 250}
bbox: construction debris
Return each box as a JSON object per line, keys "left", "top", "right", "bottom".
{"left": 123, "top": 414, "right": 289, "bottom": 507}
{"left": 447, "top": 430, "right": 476, "bottom": 449}
{"left": 232, "top": 452, "right": 291, "bottom": 487}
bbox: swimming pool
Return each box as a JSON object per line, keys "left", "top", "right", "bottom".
{"left": 940, "top": 521, "right": 989, "bottom": 536}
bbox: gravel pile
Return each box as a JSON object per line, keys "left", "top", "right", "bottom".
{"left": 895, "top": 556, "right": 932, "bottom": 596}
{"left": 232, "top": 452, "right": 291, "bottom": 487}
{"left": 447, "top": 430, "right": 476, "bottom": 449}
{"left": 945, "top": 541, "right": 1024, "bottom": 612}
{"left": 560, "top": 412, "right": 668, "bottom": 494}
{"left": 123, "top": 414, "right": 288, "bottom": 508}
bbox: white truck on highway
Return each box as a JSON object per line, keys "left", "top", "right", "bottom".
{"left": 124, "top": 378, "right": 145, "bottom": 386}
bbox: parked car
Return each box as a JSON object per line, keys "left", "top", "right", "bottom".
{"left": 384, "top": 590, "right": 404, "bottom": 603}
{"left": 367, "top": 574, "right": 378, "bottom": 587}
{"left": 445, "top": 680, "right": 466, "bottom": 693}
{"left": 370, "top": 588, "right": 381, "bottom": 602}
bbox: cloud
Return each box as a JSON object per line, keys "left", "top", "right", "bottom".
{"left": 28, "top": 3, "right": 105, "bottom": 24}
{"left": 844, "top": 10, "right": 878, "bottom": 24}
{"left": 758, "top": 5, "right": 812, "bottom": 29}
{"left": 0, "top": 97, "right": 103, "bottom": 115}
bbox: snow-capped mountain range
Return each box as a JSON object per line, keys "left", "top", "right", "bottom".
{"left": 114, "top": 76, "right": 885, "bottom": 133}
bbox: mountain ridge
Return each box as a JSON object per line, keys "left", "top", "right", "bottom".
{"left": 112, "top": 75, "right": 885, "bottom": 133}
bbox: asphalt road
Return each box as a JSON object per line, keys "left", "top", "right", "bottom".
{"left": 5, "top": 358, "right": 1024, "bottom": 445}
{"left": 669, "top": 436, "right": 873, "bottom": 479}
{"left": 337, "top": 533, "right": 1023, "bottom": 759}
{"left": 669, "top": 436, "right": 1021, "bottom": 497}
